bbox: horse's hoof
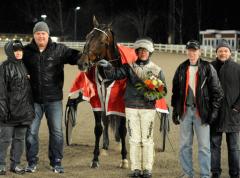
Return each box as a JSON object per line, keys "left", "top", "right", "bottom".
{"left": 119, "top": 159, "right": 128, "bottom": 169}
{"left": 100, "top": 149, "right": 108, "bottom": 156}
{"left": 90, "top": 161, "right": 99, "bottom": 168}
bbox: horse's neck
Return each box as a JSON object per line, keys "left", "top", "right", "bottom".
{"left": 107, "top": 44, "right": 121, "bottom": 67}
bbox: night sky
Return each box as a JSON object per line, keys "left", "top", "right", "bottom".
{"left": 0, "top": 0, "right": 239, "bottom": 43}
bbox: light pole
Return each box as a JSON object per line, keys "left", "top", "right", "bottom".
{"left": 41, "top": 14, "right": 47, "bottom": 21}
{"left": 74, "top": 6, "right": 80, "bottom": 41}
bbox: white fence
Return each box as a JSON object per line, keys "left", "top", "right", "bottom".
{"left": 1, "top": 41, "right": 239, "bottom": 62}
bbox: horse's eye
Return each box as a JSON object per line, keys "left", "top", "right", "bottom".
{"left": 100, "top": 42, "right": 106, "bottom": 46}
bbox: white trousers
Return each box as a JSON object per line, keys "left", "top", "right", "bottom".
{"left": 125, "top": 107, "right": 156, "bottom": 171}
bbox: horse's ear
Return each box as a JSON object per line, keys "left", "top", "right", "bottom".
{"left": 93, "top": 15, "right": 99, "bottom": 28}
{"left": 108, "top": 21, "right": 113, "bottom": 28}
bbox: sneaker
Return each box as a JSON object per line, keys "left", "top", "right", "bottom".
{"left": 142, "top": 170, "right": 152, "bottom": 178}
{"left": 128, "top": 169, "right": 141, "bottom": 177}
{"left": 25, "top": 164, "right": 37, "bottom": 173}
{"left": 211, "top": 173, "right": 220, "bottom": 178}
{"left": 178, "top": 173, "right": 194, "bottom": 178}
{"left": 0, "top": 167, "right": 6, "bottom": 175}
{"left": 10, "top": 166, "right": 25, "bottom": 175}
{"left": 52, "top": 165, "right": 64, "bottom": 173}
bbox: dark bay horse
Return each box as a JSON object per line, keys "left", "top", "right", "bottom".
{"left": 77, "top": 16, "right": 128, "bottom": 169}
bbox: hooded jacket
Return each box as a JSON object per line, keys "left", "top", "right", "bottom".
{"left": 0, "top": 41, "right": 34, "bottom": 126}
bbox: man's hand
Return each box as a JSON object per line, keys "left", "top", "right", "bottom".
{"left": 97, "top": 59, "right": 112, "bottom": 69}
{"left": 172, "top": 108, "right": 180, "bottom": 125}
{"left": 208, "top": 110, "right": 218, "bottom": 125}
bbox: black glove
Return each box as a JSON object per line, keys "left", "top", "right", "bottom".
{"left": 97, "top": 59, "right": 112, "bottom": 69}
{"left": 172, "top": 108, "right": 180, "bottom": 125}
{"left": 208, "top": 110, "right": 218, "bottom": 125}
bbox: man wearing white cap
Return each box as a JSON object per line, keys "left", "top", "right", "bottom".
{"left": 23, "top": 21, "right": 81, "bottom": 173}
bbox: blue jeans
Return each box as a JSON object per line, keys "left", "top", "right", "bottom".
{"left": 0, "top": 126, "right": 27, "bottom": 168}
{"left": 179, "top": 107, "right": 210, "bottom": 178}
{"left": 26, "top": 101, "right": 63, "bottom": 166}
{"left": 210, "top": 131, "right": 240, "bottom": 177}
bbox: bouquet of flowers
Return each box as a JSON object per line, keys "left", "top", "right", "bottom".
{"left": 136, "top": 71, "right": 166, "bottom": 101}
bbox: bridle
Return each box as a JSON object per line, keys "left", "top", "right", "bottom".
{"left": 82, "top": 27, "right": 118, "bottom": 69}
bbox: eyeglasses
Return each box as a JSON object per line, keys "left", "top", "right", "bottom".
{"left": 137, "top": 48, "right": 149, "bottom": 53}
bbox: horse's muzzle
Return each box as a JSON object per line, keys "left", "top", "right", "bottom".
{"left": 77, "top": 58, "right": 89, "bottom": 72}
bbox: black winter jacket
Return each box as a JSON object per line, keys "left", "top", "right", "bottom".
{"left": 104, "top": 59, "right": 167, "bottom": 109}
{"left": 171, "top": 58, "right": 224, "bottom": 124}
{"left": 211, "top": 58, "right": 240, "bottom": 132}
{"left": 23, "top": 38, "right": 80, "bottom": 103}
{"left": 0, "top": 42, "right": 34, "bottom": 126}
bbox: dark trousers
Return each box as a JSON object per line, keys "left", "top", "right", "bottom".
{"left": 0, "top": 126, "right": 27, "bottom": 168}
{"left": 210, "top": 131, "right": 240, "bottom": 177}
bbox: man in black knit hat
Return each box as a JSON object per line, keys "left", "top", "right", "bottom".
{"left": 23, "top": 21, "right": 81, "bottom": 174}
{"left": 210, "top": 39, "right": 240, "bottom": 178}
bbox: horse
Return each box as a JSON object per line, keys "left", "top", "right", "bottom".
{"left": 77, "top": 16, "right": 128, "bottom": 169}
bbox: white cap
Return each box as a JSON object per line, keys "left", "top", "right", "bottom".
{"left": 134, "top": 38, "right": 154, "bottom": 52}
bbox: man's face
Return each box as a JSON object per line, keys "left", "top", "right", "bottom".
{"left": 186, "top": 48, "right": 200, "bottom": 65}
{"left": 216, "top": 47, "right": 231, "bottom": 62}
{"left": 136, "top": 48, "right": 150, "bottom": 61}
{"left": 34, "top": 31, "right": 49, "bottom": 49}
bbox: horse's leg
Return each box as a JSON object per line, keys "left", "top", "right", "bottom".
{"left": 102, "top": 113, "right": 109, "bottom": 152}
{"left": 91, "top": 111, "right": 103, "bottom": 168}
{"left": 118, "top": 116, "right": 128, "bottom": 169}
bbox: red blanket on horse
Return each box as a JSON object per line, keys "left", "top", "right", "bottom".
{"left": 69, "top": 45, "right": 169, "bottom": 116}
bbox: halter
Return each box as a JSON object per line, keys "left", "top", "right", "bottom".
{"left": 83, "top": 27, "right": 112, "bottom": 69}
{"left": 93, "top": 27, "right": 109, "bottom": 38}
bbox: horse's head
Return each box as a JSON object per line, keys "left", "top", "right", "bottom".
{"left": 77, "top": 16, "right": 119, "bottom": 72}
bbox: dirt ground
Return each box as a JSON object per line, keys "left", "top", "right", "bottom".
{"left": 0, "top": 50, "right": 229, "bottom": 178}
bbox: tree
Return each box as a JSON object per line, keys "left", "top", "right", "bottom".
{"left": 175, "top": 0, "right": 184, "bottom": 44}
{"left": 15, "top": 0, "right": 72, "bottom": 39}
{"left": 168, "top": 0, "right": 175, "bottom": 44}
{"left": 196, "top": 0, "right": 202, "bottom": 41}
{"left": 119, "top": 0, "right": 158, "bottom": 38}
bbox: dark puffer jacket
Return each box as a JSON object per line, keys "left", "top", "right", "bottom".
{"left": 23, "top": 38, "right": 80, "bottom": 103}
{"left": 171, "top": 58, "right": 224, "bottom": 124}
{"left": 0, "top": 41, "right": 34, "bottom": 126}
{"left": 211, "top": 58, "right": 240, "bottom": 132}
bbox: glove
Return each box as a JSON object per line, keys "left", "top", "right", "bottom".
{"left": 97, "top": 59, "right": 112, "bottom": 69}
{"left": 172, "top": 108, "right": 180, "bottom": 125}
{"left": 208, "top": 110, "right": 218, "bottom": 125}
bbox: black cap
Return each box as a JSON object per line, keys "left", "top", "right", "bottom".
{"left": 216, "top": 39, "right": 231, "bottom": 52}
{"left": 186, "top": 40, "right": 200, "bottom": 50}
{"left": 12, "top": 40, "right": 23, "bottom": 51}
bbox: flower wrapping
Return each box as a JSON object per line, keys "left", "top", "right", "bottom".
{"left": 135, "top": 71, "right": 166, "bottom": 101}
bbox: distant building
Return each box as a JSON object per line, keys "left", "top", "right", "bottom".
{"left": 200, "top": 29, "right": 240, "bottom": 51}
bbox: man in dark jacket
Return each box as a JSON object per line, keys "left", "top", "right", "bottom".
{"left": 210, "top": 40, "right": 240, "bottom": 178}
{"left": 171, "top": 40, "right": 223, "bottom": 178}
{"left": 0, "top": 40, "right": 34, "bottom": 175}
{"left": 23, "top": 21, "right": 81, "bottom": 173}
